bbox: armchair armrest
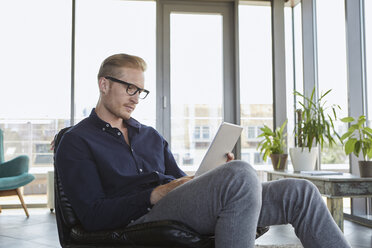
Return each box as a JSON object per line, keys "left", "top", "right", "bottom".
{"left": 0, "top": 155, "right": 29, "bottom": 178}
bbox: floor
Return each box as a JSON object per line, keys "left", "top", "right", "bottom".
{"left": 0, "top": 208, "right": 371, "bottom": 248}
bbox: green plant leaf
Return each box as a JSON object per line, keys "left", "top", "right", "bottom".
{"left": 332, "top": 108, "right": 337, "bottom": 119}
{"left": 364, "top": 127, "right": 372, "bottom": 135}
{"left": 279, "top": 120, "right": 287, "bottom": 134}
{"left": 358, "top": 115, "right": 366, "bottom": 122}
{"left": 341, "top": 131, "right": 353, "bottom": 141}
{"left": 347, "top": 125, "right": 357, "bottom": 133}
{"left": 357, "top": 117, "right": 366, "bottom": 128}
{"left": 341, "top": 117, "right": 354, "bottom": 123}
{"left": 354, "top": 141, "right": 361, "bottom": 157}
{"left": 367, "top": 148, "right": 372, "bottom": 160}
{"left": 362, "top": 130, "right": 372, "bottom": 139}
{"left": 345, "top": 138, "right": 357, "bottom": 155}
{"left": 319, "top": 89, "right": 332, "bottom": 101}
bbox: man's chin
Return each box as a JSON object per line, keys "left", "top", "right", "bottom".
{"left": 120, "top": 112, "right": 132, "bottom": 120}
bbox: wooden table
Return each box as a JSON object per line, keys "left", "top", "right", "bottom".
{"left": 264, "top": 170, "right": 372, "bottom": 231}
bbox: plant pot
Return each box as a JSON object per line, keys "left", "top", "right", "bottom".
{"left": 358, "top": 161, "right": 372, "bottom": 177}
{"left": 289, "top": 147, "right": 317, "bottom": 172}
{"left": 270, "top": 154, "right": 288, "bottom": 171}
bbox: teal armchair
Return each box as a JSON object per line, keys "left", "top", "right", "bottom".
{"left": 0, "top": 129, "right": 35, "bottom": 217}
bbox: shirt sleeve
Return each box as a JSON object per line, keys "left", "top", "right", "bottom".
{"left": 56, "top": 131, "right": 153, "bottom": 231}
{"left": 163, "top": 139, "right": 187, "bottom": 178}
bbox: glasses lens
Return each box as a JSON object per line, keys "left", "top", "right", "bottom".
{"left": 126, "top": 84, "right": 138, "bottom": 95}
{"left": 139, "top": 91, "right": 148, "bottom": 99}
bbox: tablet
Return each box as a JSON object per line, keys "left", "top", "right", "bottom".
{"left": 194, "top": 122, "right": 243, "bottom": 177}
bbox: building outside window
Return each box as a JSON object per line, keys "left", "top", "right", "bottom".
{"left": 247, "top": 126, "right": 256, "bottom": 140}
{"left": 202, "top": 126, "right": 210, "bottom": 140}
{"left": 193, "top": 126, "right": 210, "bottom": 141}
{"left": 194, "top": 126, "right": 201, "bottom": 139}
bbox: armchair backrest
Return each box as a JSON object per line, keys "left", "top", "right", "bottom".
{"left": 53, "top": 126, "right": 78, "bottom": 246}
{"left": 0, "top": 129, "right": 4, "bottom": 163}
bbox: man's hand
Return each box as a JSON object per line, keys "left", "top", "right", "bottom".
{"left": 150, "top": 176, "right": 193, "bottom": 205}
{"left": 226, "top": 152, "right": 235, "bottom": 162}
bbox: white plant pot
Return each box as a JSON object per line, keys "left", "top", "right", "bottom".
{"left": 289, "top": 147, "right": 318, "bottom": 172}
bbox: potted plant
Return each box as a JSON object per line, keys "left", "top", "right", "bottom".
{"left": 290, "top": 88, "right": 340, "bottom": 171}
{"left": 257, "top": 120, "right": 288, "bottom": 170}
{"left": 340, "top": 115, "right": 372, "bottom": 177}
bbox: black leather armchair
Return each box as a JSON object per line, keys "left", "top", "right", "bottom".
{"left": 54, "top": 127, "right": 269, "bottom": 248}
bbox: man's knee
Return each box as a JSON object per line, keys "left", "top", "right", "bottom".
{"left": 281, "top": 179, "right": 321, "bottom": 203}
{"left": 214, "top": 161, "right": 261, "bottom": 207}
{"left": 219, "top": 160, "right": 261, "bottom": 192}
{"left": 294, "top": 179, "right": 319, "bottom": 193}
{"left": 222, "top": 160, "right": 256, "bottom": 177}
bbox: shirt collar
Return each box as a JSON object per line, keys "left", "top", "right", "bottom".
{"left": 89, "top": 108, "right": 141, "bottom": 132}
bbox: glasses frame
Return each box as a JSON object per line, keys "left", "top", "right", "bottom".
{"left": 104, "top": 76, "right": 150, "bottom": 99}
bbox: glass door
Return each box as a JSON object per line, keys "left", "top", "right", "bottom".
{"left": 158, "top": 1, "right": 236, "bottom": 172}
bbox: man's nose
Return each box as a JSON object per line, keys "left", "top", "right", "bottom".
{"left": 130, "top": 93, "right": 139, "bottom": 104}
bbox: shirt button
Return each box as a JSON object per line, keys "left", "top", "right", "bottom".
{"left": 102, "top": 127, "right": 105, "bottom": 131}
{"left": 130, "top": 220, "right": 134, "bottom": 223}
{"left": 139, "top": 168, "right": 143, "bottom": 173}
{"left": 154, "top": 171, "right": 159, "bottom": 174}
{"left": 147, "top": 208, "right": 151, "bottom": 211}
{"left": 117, "top": 132, "right": 121, "bottom": 136}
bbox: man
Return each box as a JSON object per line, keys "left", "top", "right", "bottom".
{"left": 56, "top": 53, "right": 351, "bottom": 248}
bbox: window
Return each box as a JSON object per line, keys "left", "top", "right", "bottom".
{"left": 193, "top": 126, "right": 210, "bottom": 140}
{"left": 366, "top": 0, "right": 372, "bottom": 126}
{"left": 239, "top": 4, "right": 273, "bottom": 168}
{"left": 293, "top": 3, "right": 304, "bottom": 95}
{"left": 316, "top": 0, "right": 348, "bottom": 170}
{"left": 194, "top": 126, "right": 201, "bottom": 139}
{"left": 0, "top": 0, "right": 71, "bottom": 197}
{"left": 241, "top": 153, "right": 251, "bottom": 164}
{"left": 247, "top": 126, "right": 256, "bottom": 139}
{"left": 202, "top": 126, "right": 210, "bottom": 139}
{"left": 285, "top": 6, "right": 296, "bottom": 150}
{"left": 170, "top": 13, "right": 223, "bottom": 171}
{"left": 75, "top": 0, "right": 156, "bottom": 126}
{"left": 254, "top": 152, "right": 264, "bottom": 164}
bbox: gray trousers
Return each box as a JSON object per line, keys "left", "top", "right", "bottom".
{"left": 132, "top": 161, "right": 351, "bottom": 248}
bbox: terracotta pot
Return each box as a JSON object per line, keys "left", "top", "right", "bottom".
{"left": 358, "top": 161, "right": 372, "bottom": 177}
{"left": 270, "top": 154, "right": 288, "bottom": 171}
{"left": 289, "top": 147, "right": 317, "bottom": 172}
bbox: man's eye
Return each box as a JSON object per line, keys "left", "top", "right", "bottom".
{"left": 128, "top": 85, "right": 137, "bottom": 91}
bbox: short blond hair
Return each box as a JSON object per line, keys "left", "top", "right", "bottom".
{"left": 97, "top": 53, "right": 147, "bottom": 79}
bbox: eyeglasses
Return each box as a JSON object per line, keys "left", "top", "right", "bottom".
{"left": 104, "top": 76, "right": 150, "bottom": 99}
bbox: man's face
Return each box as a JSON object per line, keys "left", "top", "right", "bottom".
{"left": 100, "top": 67, "right": 145, "bottom": 120}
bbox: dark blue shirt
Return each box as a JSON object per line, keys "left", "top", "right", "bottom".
{"left": 55, "top": 109, "right": 186, "bottom": 231}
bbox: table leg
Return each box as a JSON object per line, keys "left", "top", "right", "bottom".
{"left": 326, "top": 198, "right": 344, "bottom": 232}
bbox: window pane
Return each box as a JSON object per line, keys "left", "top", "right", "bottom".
{"left": 239, "top": 4, "right": 273, "bottom": 168}
{"left": 285, "top": 6, "right": 295, "bottom": 153}
{"left": 366, "top": 0, "right": 372, "bottom": 126}
{"left": 316, "top": 0, "right": 348, "bottom": 171}
{"left": 170, "top": 13, "right": 223, "bottom": 172}
{"left": 75, "top": 0, "right": 156, "bottom": 126}
{"left": 0, "top": 0, "right": 71, "bottom": 197}
{"left": 294, "top": 3, "right": 304, "bottom": 95}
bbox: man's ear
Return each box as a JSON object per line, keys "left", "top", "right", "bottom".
{"left": 98, "top": 77, "right": 108, "bottom": 94}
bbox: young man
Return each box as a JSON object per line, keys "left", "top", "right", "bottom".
{"left": 56, "top": 53, "right": 351, "bottom": 248}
